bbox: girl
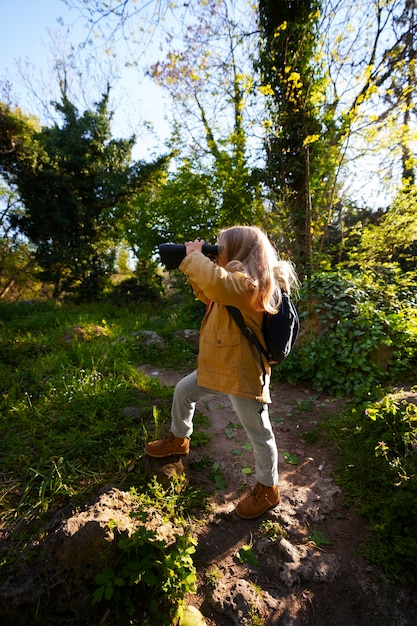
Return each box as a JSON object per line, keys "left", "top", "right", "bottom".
{"left": 145, "top": 226, "right": 298, "bottom": 519}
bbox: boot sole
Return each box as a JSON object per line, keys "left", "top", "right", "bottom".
{"left": 145, "top": 449, "right": 190, "bottom": 459}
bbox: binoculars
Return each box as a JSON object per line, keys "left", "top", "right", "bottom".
{"left": 158, "top": 243, "right": 219, "bottom": 270}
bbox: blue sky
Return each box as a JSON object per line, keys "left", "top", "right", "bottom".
{"left": 0, "top": 1, "right": 394, "bottom": 206}
{"left": 0, "top": 0, "right": 170, "bottom": 158}
{"left": 0, "top": 0, "right": 77, "bottom": 74}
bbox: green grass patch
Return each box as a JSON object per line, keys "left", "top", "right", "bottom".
{"left": 325, "top": 389, "right": 417, "bottom": 583}
{"left": 0, "top": 300, "right": 203, "bottom": 622}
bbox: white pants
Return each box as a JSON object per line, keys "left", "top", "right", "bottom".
{"left": 171, "top": 370, "right": 279, "bottom": 487}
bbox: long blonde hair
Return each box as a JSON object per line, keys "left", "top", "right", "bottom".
{"left": 218, "top": 226, "right": 299, "bottom": 313}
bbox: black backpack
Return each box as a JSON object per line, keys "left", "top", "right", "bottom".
{"left": 227, "top": 291, "right": 300, "bottom": 372}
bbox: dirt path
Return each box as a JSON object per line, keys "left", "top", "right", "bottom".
{"left": 139, "top": 366, "right": 417, "bottom": 626}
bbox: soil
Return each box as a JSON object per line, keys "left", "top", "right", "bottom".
{"left": 139, "top": 365, "right": 417, "bottom": 626}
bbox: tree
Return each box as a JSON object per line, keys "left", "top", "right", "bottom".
{"left": 147, "top": 0, "right": 265, "bottom": 229}
{"left": 62, "top": 0, "right": 417, "bottom": 270}
{"left": 321, "top": 0, "right": 417, "bottom": 198}
{"left": 347, "top": 184, "right": 417, "bottom": 271}
{"left": 0, "top": 90, "right": 168, "bottom": 299}
{"left": 65, "top": 0, "right": 266, "bottom": 234}
{"left": 0, "top": 184, "right": 37, "bottom": 301}
{"left": 257, "top": 0, "right": 341, "bottom": 271}
{"left": 360, "top": 0, "right": 417, "bottom": 186}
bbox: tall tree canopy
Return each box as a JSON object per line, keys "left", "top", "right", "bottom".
{"left": 3, "top": 0, "right": 417, "bottom": 283}
{"left": 257, "top": 0, "right": 340, "bottom": 271}
{"left": 0, "top": 90, "right": 168, "bottom": 298}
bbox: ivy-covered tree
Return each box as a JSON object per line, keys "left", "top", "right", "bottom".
{"left": 257, "top": 0, "right": 340, "bottom": 271}
{"left": 0, "top": 90, "right": 167, "bottom": 299}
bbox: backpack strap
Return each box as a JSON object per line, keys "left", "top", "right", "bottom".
{"left": 227, "top": 305, "right": 268, "bottom": 385}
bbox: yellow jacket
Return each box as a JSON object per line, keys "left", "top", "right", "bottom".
{"left": 180, "top": 251, "right": 271, "bottom": 403}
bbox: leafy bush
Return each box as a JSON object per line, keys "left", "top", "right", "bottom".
{"left": 279, "top": 269, "right": 417, "bottom": 398}
{"left": 109, "top": 276, "right": 163, "bottom": 306}
{"left": 108, "top": 258, "right": 165, "bottom": 306}
{"left": 94, "top": 510, "right": 197, "bottom": 625}
{"left": 328, "top": 389, "right": 417, "bottom": 583}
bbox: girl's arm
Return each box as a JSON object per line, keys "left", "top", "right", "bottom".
{"left": 180, "top": 250, "right": 257, "bottom": 310}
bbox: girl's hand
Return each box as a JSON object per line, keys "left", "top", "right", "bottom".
{"left": 185, "top": 239, "right": 205, "bottom": 255}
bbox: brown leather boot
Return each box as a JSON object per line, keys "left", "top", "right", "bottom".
{"left": 235, "top": 482, "right": 280, "bottom": 519}
{"left": 145, "top": 432, "right": 190, "bottom": 458}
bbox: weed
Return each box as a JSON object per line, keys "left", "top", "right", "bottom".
{"left": 194, "top": 411, "right": 211, "bottom": 429}
{"left": 137, "top": 475, "right": 207, "bottom": 520}
{"left": 205, "top": 566, "right": 222, "bottom": 586}
{"left": 191, "top": 431, "right": 212, "bottom": 448}
{"left": 309, "top": 529, "right": 332, "bottom": 546}
{"left": 302, "top": 428, "right": 321, "bottom": 444}
{"left": 187, "top": 411, "right": 212, "bottom": 448}
{"left": 326, "top": 389, "right": 417, "bottom": 582}
{"left": 295, "top": 400, "right": 314, "bottom": 412}
{"left": 235, "top": 536, "right": 259, "bottom": 566}
{"left": 282, "top": 451, "right": 299, "bottom": 465}
{"left": 208, "top": 463, "right": 227, "bottom": 489}
{"left": 93, "top": 517, "right": 197, "bottom": 625}
{"left": 190, "top": 455, "right": 212, "bottom": 472}
{"left": 249, "top": 606, "right": 265, "bottom": 626}
{"left": 259, "top": 519, "right": 287, "bottom": 541}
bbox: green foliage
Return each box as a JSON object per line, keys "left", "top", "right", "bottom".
{"left": 346, "top": 185, "right": 417, "bottom": 272}
{"left": 257, "top": 0, "right": 340, "bottom": 269}
{"left": 94, "top": 516, "right": 197, "bottom": 625}
{"left": 235, "top": 542, "right": 259, "bottom": 566}
{"left": 282, "top": 451, "right": 299, "bottom": 465}
{"left": 0, "top": 300, "right": 183, "bottom": 529}
{"left": 0, "top": 93, "right": 167, "bottom": 300}
{"left": 328, "top": 390, "right": 417, "bottom": 583}
{"left": 279, "top": 270, "right": 417, "bottom": 398}
{"left": 366, "top": 396, "right": 417, "bottom": 489}
{"left": 0, "top": 300, "right": 207, "bottom": 622}
{"left": 144, "top": 1, "right": 265, "bottom": 235}
{"left": 108, "top": 258, "right": 164, "bottom": 306}
{"left": 126, "top": 156, "right": 264, "bottom": 269}
{"left": 309, "top": 529, "right": 331, "bottom": 546}
{"left": 208, "top": 463, "right": 227, "bottom": 490}
{"left": 259, "top": 519, "right": 287, "bottom": 541}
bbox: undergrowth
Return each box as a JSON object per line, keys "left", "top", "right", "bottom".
{"left": 0, "top": 278, "right": 416, "bottom": 620}
{"left": 278, "top": 269, "right": 417, "bottom": 399}
{"left": 325, "top": 388, "right": 417, "bottom": 583}
{"left": 0, "top": 299, "right": 201, "bottom": 622}
{"left": 93, "top": 479, "right": 199, "bottom": 625}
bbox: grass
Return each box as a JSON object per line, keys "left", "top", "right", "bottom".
{"left": 323, "top": 392, "right": 417, "bottom": 583}
{"left": 0, "top": 299, "right": 207, "bottom": 623}
{"left": 1, "top": 297, "right": 416, "bottom": 620}
{"left": 0, "top": 300, "right": 199, "bottom": 552}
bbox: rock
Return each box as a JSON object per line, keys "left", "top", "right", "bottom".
{"left": 277, "top": 537, "right": 340, "bottom": 587}
{"left": 287, "top": 477, "right": 341, "bottom": 524}
{"left": 207, "top": 578, "right": 266, "bottom": 626}
{"left": 0, "top": 486, "right": 185, "bottom": 624}
{"left": 132, "top": 330, "right": 165, "bottom": 349}
{"left": 144, "top": 455, "right": 186, "bottom": 486}
{"left": 60, "top": 324, "right": 107, "bottom": 344}
{"left": 122, "top": 405, "right": 144, "bottom": 418}
{"left": 173, "top": 329, "right": 200, "bottom": 346}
